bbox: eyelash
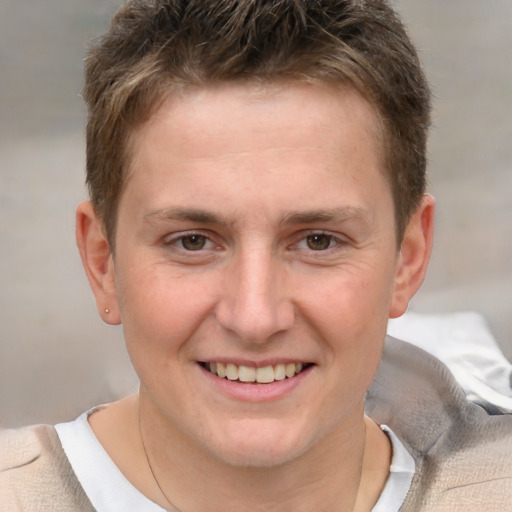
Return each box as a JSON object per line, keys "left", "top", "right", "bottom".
{"left": 295, "top": 233, "right": 351, "bottom": 263}
{"left": 162, "top": 230, "right": 346, "bottom": 255}
{"left": 162, "top": 231, "right": 218, "bottom": 252}
{"left": 294, "top": 232, "right": 345, "bottom": 252}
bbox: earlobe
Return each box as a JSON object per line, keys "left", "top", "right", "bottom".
{"left": 76, "top": 201, "right": 121, "bottom": 325}
{"left": 389, "top": 194, "right": 435, "bottom": 319}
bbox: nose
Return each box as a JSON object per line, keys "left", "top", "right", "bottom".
{"left": 215, "top": 248, "right": 295, "bottom": 344}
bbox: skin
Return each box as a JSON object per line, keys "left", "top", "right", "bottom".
{"left": 77, "top": 81, "right": 434, "bottom": 511}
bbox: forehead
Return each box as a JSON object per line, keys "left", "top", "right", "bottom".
{"left": 129, "top": 80, "right": 384, "bottom": 172}
{"left": 123, "top": 80, "right": 390, "bottom": 221}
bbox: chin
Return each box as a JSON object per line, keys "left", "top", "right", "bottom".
{"left": 200, "top": 418, "right": 315, "bottom": 469}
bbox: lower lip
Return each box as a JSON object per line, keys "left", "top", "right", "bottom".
{"left": 197, "top": 364, "right": 314, "bottom": 402}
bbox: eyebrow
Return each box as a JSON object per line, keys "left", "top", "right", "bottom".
{"left": 143, "top": 207, "right": 228, "bottom": 225}
{"left": 280, "top": 207, "right": 369, "bottom": 226}
{"left": 143, "top": 206, "right": 369, "bottom": 227}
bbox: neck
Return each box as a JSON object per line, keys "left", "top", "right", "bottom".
{"left": 139, "top": 397, "right": 371, "bottom": 512}
{"left": 89, "top": 394, "right": 390, "bottom": 512}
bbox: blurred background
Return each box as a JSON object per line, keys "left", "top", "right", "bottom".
{"left": 1, "top": 0, "right": 511, "bottom": 427}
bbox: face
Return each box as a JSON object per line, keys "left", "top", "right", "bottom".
{"left": 112, "top": 81, "right": 402, "bottom": 467}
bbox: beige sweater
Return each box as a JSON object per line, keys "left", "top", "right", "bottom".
{"left": 1, "top": 337, "right": 511, "bottom": 511}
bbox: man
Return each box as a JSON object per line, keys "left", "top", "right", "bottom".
{"left": 1, "top": 1, "right": 510, "bottom": 510}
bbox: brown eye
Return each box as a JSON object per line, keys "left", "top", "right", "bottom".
{"left": 306, "top": 234, "right": 332, "bottom": 250}
{"left": 181, "top": 234, "right": 207, "bottom": 251}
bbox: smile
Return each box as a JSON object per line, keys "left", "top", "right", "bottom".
{"left": 200, "top": 362, "right": 311, "bottom": 384}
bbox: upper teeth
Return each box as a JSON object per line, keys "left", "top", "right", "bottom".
{"left": 207, "top": 362, "right": 304, "bottom": 383}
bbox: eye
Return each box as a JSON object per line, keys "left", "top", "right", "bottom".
{"left": 179, "top": 234, "right": 209, "bottom": 251}
{"left": 292, "top": 231, "right": 348, "bottom": 256}
{"left": 163, "top": 232, "right": 217, "bottom": 252}
{"left": 304, "top": 233, "right": 336, "bottom": 251}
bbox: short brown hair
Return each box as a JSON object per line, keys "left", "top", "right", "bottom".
{"left": 84, "top": 0, "right": 431, "bottom": 248}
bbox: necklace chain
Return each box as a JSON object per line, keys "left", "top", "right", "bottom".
{"left": 352, "top": 418, "right": 368, "bottom": 512}
{"left": 139, "top": 408, "right": 182, "bottom": 512}
{"left": 139, "top": 406, "right": 367, "bottom": 512}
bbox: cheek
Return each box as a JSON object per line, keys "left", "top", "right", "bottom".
{"left": 115, "top": 262, "right": 221, "bottom": 361}
{"left": 300, "top": 261, "right": 396, "bottom": 329}
{"left": 298, "top": 263, "right": 394, "bottom": 380}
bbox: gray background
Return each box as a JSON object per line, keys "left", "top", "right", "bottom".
{"left": 1, "top": 0, "right": 511, "bottom": 428}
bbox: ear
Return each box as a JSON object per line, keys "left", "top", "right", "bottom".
{"left": 76, "top": 201, "right": 121, "bottom": 325}
{"left": 389, "top": 194, "right": 435, "bottom": 319}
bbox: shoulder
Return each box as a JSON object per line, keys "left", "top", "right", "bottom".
{"left": 367, "top": 336, "right": 512, "bottom": 511}
{"left": 0, "top": 424, "right": 93, "bottom": 512}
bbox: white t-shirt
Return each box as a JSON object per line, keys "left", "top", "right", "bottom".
{"left": 55, "top": 409, "right": 414, "bottom": 512}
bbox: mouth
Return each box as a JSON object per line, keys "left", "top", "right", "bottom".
{"left": 199, "top": 361, "right": 313, "bottom": 384}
